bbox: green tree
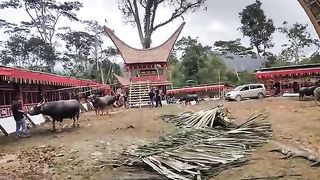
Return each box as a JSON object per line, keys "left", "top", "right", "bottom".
{"left": 264, "top": 52, "right": 289, "bottom": 68}
{"left": 83, "top": 20, "right": 121, "bottom": 84}
{"left": 278, "top": 22, "right": 317, "bottom": 63}
{"left": 237, "top": 71, "right": 256, "bottom": 85}
{"left": 300, "top": 52, "right": 320, "bottom": 64}
{"left": 0, "top": 0, "right": 83, "bottom": 72}
{"left": 84, "top": 20, "right": 105, "bottom": 70}
{"left": 177, "top": 36, "right": 211, "bottom": 84}
{"left": 198, "top": 54, "right": 227, "bottom": 84}
{"left": 4, "top": 34, "right": 27, "bottom": 67}
{"left": 2, "top": 33, "right": 56, "bottom": 71}
{"left": 0, "top": 50, "right": 14, "bottom": 65}
{"left": 239, "top": 0, "right": 275, "bottom": 58}
{"left": 88, "top": 59, "right": 122, "bottom": 84}
{"left": 170, "top": 61, "right": 185, "bottom": 87}
{"left": 100, "top": 47, "right": 121, "bottom": 84}
{"left": 58, "top": 30, "right": 96, "bottom": 76}
{"left": 213, "top": 38, "right": 256, "bottom": 56}
{"left": 117, "top": 0, "right": 207, "bottom": 49}
{"left": 23, "top": 37, "right": 56, "bottom": 71}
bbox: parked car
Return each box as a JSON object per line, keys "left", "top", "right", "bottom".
{"left": 225, "top": 84, "right": 266, "bottom": 101}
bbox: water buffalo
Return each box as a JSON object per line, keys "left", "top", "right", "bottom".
{"left": 179, "top": 94, "right": 199, "bottom": 105}
{"left": 89, "top": 94, "right": 119, "bottom": 115}
{"left": 28, "top": 99, "right": 80, "bottom": 132}
{"left": 298, "top": 86, "right": 317, "bottom": 100}
{"left": 314, "top": 87, "right": 320, "bottom": 105}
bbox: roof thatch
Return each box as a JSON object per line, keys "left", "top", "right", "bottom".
{"left": 113, "top": 73, "right": 130, "bottom": 87}
{"left": 103, "top": 22, "right": 185, "bottom": 64}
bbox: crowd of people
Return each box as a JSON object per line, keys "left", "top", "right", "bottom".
{"left": 148, "top": 87, "right": 165, "bottom": 108}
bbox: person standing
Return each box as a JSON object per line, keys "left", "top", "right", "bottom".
{"left": 11, "top": 100, "right": 30, "bottom": 138}
{"left": 160, "top": 88, "right": 164, "bottom": 101}
{"left": 123, "top": 92, "right": 128, "bottom": 109}
{"left": 149, "top": 89, "right": 155, "bottom": 108}
{"left": 155, "top": 87, "right": 162, "bottom": 107}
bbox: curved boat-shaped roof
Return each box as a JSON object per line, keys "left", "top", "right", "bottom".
{"left": 103, "top": 22, "right": 185, "bottom": 64}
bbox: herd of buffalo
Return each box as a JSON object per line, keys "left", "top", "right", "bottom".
{"left": 25, "top": 85, "right": 319, "bottom": 133}
{"left": 28, "top": 94, "right": 122, "bottom": 132}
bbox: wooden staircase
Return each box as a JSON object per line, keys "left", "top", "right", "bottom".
{"left": 128, "top": 82, "right": 150, "bottom": 108}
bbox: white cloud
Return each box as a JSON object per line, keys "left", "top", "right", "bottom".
{"left": 0, "top": 0, "right": 318, "bottom": 60}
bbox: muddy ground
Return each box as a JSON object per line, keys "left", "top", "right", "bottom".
{"left": 0, "top": 97, "right": 319, "bottom": 180}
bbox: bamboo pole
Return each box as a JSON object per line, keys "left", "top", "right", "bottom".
{"left": 0, "top": 124, "right": 8, "bottom": 136}
{"left": 44, "top": 84, "right": 103, "bottom": 92}
{"left": 78, "top": 86, "right": 109, "bottom": 95}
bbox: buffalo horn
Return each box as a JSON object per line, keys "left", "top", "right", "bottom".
{"left": 37, "top": 100, "right": 45, "bottom": 107}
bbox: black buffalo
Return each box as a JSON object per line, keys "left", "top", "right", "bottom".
{"left": 179, "top": 94, "right": 199, "bottom": 105}
{"left": 89, "top": 94, "right": 119, "bottom": 115}
{"left": 28, "top": 99, "right": 81, "bottom": 132}
{"left": 298, "top": 86, "right": 317, "bottom": 100}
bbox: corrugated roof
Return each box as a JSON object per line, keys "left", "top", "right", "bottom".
{"left": 255, "top": 63, "right": 320, "bottom": 72}
{"left": 103, "top": 22, "right": 185, "bottom": 64}
{"left": 256, "top": 67, "right": 320, "bottom": 79}
{"left": 0, "top": 65, "right": 106, "bottom": 87}
{"left": 113, "top": 73, "right": 130, "bottom": 87}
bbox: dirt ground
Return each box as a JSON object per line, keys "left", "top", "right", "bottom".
{"left": 0, "top": 97, "right": 319, "bottom": 180}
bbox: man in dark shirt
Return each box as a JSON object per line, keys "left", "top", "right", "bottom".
{"left": 11, "top": 100, "right": 30, "bottom": 138}
{"left": 149, "top": 89, "right": 155, "bottom": 108}
{"left": 155, "top": 88, "right": 162, "bottom": 107}
{"left": 123, "top": 92, "right": 128, "bottom": 109}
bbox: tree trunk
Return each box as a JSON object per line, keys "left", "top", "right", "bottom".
{"left": 100, "top": 66, "right": 105, "bottom": 84}
{"left": 255, "top": 45, "right": 262, "bottom": 59}
{"left": 295, "top": 47, "right": 299, "bottom": 64}
{"left": 143, "top": 35, "right": 152, "bottom": 49}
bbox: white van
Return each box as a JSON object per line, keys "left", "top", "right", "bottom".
{"left": 225, "top": 84, "right": 266, "bottom": 101}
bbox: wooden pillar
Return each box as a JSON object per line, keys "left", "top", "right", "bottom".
{"left": 0, "top": 124, "right": 8, "bottom": 136}
{"left": 58, "top": 91, "right": 61, "bottom": 100}
{"left": 279, "top": 79, "right": 283, "bottom": 95}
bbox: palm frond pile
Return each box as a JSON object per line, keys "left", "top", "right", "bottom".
{"left": 104, "top": 105, "right": 272, "bottom": 180}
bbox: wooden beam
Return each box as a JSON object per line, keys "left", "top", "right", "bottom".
{"left": 25, "top": 115, "right": 36, "bottom": 127}
{"left": 44, "top": 84, "right": 103, "bottom": 92}
{"left": 78, "top": 86, "right": 109, "bottom": 95}
{"left": 0, "top": 124, "right": 8, "bottom": 136}
{"left": 298, "top": 0, "right": 320, "bottom": 38}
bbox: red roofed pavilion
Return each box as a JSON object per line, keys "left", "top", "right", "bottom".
{"left": 255, "top": 63, "right": 320, "bottom": 95}
{"left": 0, "top": 66, "right": 110, "bottom": 118}
{"left": 104, "top": 22, "right": 185, "bottom": 88}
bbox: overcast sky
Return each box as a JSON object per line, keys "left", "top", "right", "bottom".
{"left": 0, "top": 0, "right": 319, "bottom": 62}
{"left": 75, "top": 0, "right": 318, "bottom": 54}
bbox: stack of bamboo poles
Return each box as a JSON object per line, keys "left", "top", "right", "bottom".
{"left": 104, "top": 105, "right": 272, "bottom": 180}
{"left": 160, "top": 105, "right": 235, "bottom": 128}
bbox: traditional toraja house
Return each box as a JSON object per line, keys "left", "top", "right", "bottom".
{"left": 104, "top": 22, "right": 185, "bottom": 89}
{"left": 255, "top": 63, "right": 320, "bottom": 95}
{"left": 0, "top": 65, "right": 110, "bottom": 119}
{"left": 298, "top": 0, "right": 320, "bottom": 38}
